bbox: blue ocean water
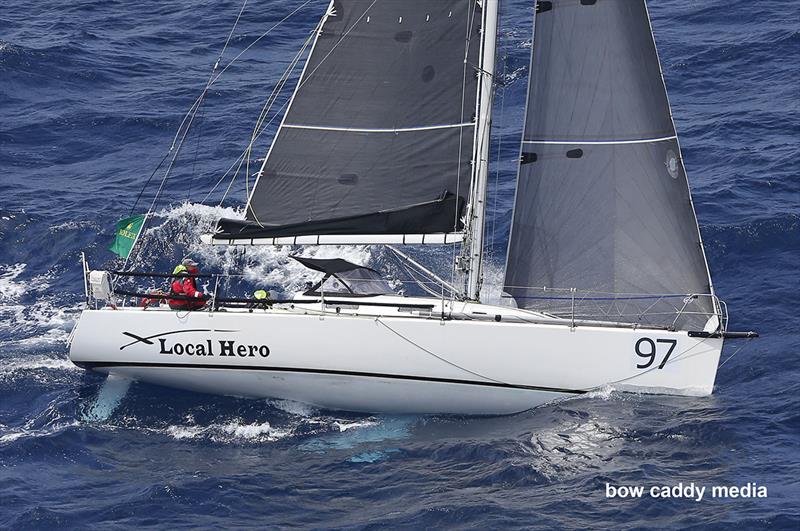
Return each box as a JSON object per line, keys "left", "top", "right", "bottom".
{"left": 1, "top": 0, "right": 798, "bottom": 528}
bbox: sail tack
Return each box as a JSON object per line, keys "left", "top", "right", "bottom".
{"left": 504, "top": 0, "right": 714, "bottom": 329}
{"left": 215, "top": 0, "right": 483, "bottom": 241}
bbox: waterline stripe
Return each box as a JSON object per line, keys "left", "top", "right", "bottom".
{"left": 523, "top": 135, "right": 677, "bottom": 146}
{"left": 283, "top": 122, "right": 475, "bottom": 133}
{"left": 79, "top": 361, "right": 585, "bottom": 394}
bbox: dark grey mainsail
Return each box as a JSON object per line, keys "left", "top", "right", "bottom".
{"left": 503, "top": 0, "right": 715, "bottom": 329}
{"left": 214, "top": 0, "right": 483, "bottom": 243}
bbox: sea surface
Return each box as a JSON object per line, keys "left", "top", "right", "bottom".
{"left": 1, "top": 0, "right": 798, "bottom": 528}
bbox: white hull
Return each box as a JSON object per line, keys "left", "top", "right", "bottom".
{"left": 68, "top": 299, "right": 723, "bottom": 415}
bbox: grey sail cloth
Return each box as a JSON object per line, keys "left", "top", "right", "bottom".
{"left": 244, "top": 0, "right": 482, "bottom": 234}
{"left": 503, "top": 0, "right": 714, "bottom": 330}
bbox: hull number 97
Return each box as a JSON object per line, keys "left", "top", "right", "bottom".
{"left": 635, "top": 338, "right": 677, "bottom": 369}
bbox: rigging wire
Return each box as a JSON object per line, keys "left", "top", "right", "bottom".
{"left": 199, "top": 25, "right": 317, "bottom": 207}
{"left": 168, "top": 0, "right": 313, "bottom": 152}
{"left": 122, "top": 0, "right": 251, "bottom": 270}
{"left": 206, "top": 0, "right": 377, "bottom": 214}
{"left": 127, "top": 150, "right": 171, "bottom": 216}
{"left": 718, "top": 339, "right": 754, "bottom": 369}
{"left": 206, "top": 0, "right": 315, "bottom": 92}
{"left": 244, "top": 0, "right": 378, "bottom": 230}
{"left": 487, "top": 54, "right": 507, "bottom": 266}
{"left": 121, "top": 0, "right": 314, "bottom": 270}
{"left": 188, "top": 103, "right": 206, "bottom": 202}
{"left": 451, "top": 0, "right": 481, "bottom": 298}
{"left": 241, "top": 23, "right": 318, "bottom": 207}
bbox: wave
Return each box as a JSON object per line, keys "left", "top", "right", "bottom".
{"left": 0, "top": 263, "right": 27, "bottom": 300}
{"left": 110, "top": 409, "right": 394, "bottom": 448}
{"left": 121, "top": 201, "right": 376, "bottom": 298}
{"left": 164, "top": 420, "right": 291, "bottom": 443}
{"left": 0, "top": 355, "right": 76, "bottom": 376}
{"left": 0, "top": 263, "right": 80, "bottom": 339}
{"left": 0, "top": 419, "right": 80, "bottom": 445}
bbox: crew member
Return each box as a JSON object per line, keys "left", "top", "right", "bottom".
{"left": 249, "top": 289, "right": 272, "bottom": 310}
{"left": 169, "top": 258, "right": 206, "bottom": 310}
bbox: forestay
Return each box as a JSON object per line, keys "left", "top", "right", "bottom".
{"left": 212, "top": 0, "right": 483, "bottom": 243}
{"left": 503, "top": 0, "right": 715, "bottom": 330}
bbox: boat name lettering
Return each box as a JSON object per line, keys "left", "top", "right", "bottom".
{"left": 158, "top": 338, "right": 270, "bottom": 357}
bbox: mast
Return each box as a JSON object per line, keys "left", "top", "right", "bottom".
{"left": 464, "top": 0, "right": 499, "bottom": 301}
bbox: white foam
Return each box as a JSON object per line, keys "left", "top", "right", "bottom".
{"left": 130, "top": 201, "right": 375, "bottom": 297}
{"left": 270, "top": 398, "right": 317, "bottom": 417}
{"left": 334, "top": 419, "right": 380, "bottom": 432}
{"left": 9, "top": 329, "right": 69, "bottom": 346}
{"left": 479, "top": 260, "right": 515, "bottom": 307}
{"left": 582, "top": 385, "right": 617, "bottom": 400}
{"left": 48, "top": 220, "right": 100, "bottom": 232}
{"left": 0, "top": 355, "right": 77, "bottom": 378}
{"left": 0, "top": 420, "right": 80, "bottom": 445}
{"left": 527, "top": 419, "right": 626, "bottom": 478}
{"left": 0, "top": 262, "right": 79, "bottom": 345}
{"left": 166, "top": 424, "right": 207, "bottom": 440}
{"left": 504, "top": 65, "right": 527, "bottom": 84}
{"left": 0, "top": 263, "right": 27, "bottom": 300}
{"left": 220, "top": 421, "right": 290, "bottom": 441}
{"left": 164, "top": 420, "right": 292, "bottom": 442}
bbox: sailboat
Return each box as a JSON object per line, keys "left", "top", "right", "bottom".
{"left": 68, "top": 0, "right": 755, "bottom": 415}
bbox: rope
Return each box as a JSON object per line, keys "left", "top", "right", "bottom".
{"left": 188, "top": 102, "right": 206, "bottom": 202}
{"left": 374, "top": 317, "right": 510, "bottom": 386}
{"left": 121, "top": 0, "right": 250, "bottom": 270}
{"left": 601, "top": 334, "right": 755, "bottom": 391}
{"left": 231, "top": 0, "right": 378, "bottom": 225}
{"left": 169, "top": 0, "right": 250, "bottom": 152}
{"left": 602, "top": 336, "right": 710, "bottom": 388}
{"left": 718, "top": 339, "right": 753, "bottom": 369}
{"left": 452, "top": 0, "right": 480, "bottom": 296}
{"left": 167, "top": 0, "right": 312, "bottom": 152}
{"left": 488, "top": 55, "right": 507, "bottom": 264}
{"left": 204, "top": 1, "right": 372, "bottom": 213}
{"left": 121, "top": 0, "right": 314, "bottom": 270}
{"left": 206, "top": 0, "right": 315, "bottom": 91}
{"left": 240, "top": 24, "right": 318, "bottom": 209}
{"left": 127, "top": 150, "right": 171, "bottom": 216}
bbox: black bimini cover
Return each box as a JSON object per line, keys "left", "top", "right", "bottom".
{"left": 214, "top": 192, "right": 464, "bottom": 240}
{"left": 291, "top": 255, "right": 375, "bottom": 275}
{"left": 292, "top": 255, "right": 395, "bottom": 296}
{"left": 214, "top": 0, "right": 481, "bottom": 241}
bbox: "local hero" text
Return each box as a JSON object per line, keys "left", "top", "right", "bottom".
{"left": 158, "top": 339, "right": 270, "bottom": 357}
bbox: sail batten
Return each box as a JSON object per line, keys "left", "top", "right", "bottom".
{"left": 282, "top": 122, "right": 475, "bottom": 134}
{"left": 523, "top": 135, "right": 677, "bottom": 145}
{"left": 503, "top": 0, "right": 715, "bottom": 330}
{"left": 211, "top": 0, "right": 484, "bottom": 243}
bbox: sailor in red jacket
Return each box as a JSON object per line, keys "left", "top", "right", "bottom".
{"left": 169, "top": 258, "right": 206, "bottom": 310}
